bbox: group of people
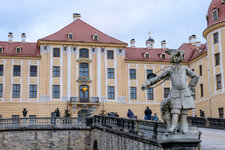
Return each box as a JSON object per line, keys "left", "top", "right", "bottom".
{"left": 127, "top": 107, "right": 159, "bottom": 121}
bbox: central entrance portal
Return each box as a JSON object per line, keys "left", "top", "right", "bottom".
{"left": 79, "top": 85, "right": 89, "bottom": 103}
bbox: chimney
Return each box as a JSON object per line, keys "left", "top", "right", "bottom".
{"left": 130, "top": 39, "right": 135, "bottom": 47}
{"left": 73, "top": 13, "right": 81, "bottom": 21}
{"left": 189, "top": 35, "right": 197, "bottom": 44}
{"left": 8, "top": 32, "right": 13, "bottom": 43}
{"left": 21, "top": 33, "right": 26, "bottom": 43}
{"left": 161, "top": 40, "right": 167, "bottom": 49}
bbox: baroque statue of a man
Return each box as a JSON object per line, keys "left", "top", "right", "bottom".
{"left": 142, "top": 49, "right": 199, "bottom": 134}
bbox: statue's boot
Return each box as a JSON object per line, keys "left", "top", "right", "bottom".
{"left": 167, "top": 114, "right": 178, "bottom": 133}
{"left": 180, "top": 114, "right": 189, "bottom": 134}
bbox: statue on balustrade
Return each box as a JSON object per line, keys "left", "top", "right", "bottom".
{"left": 142, "top": 49, "right": 199, "bottom": 134}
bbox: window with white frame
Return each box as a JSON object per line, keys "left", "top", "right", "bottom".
{"left": 130, "top": 87, "right": 137, "bottom": 100}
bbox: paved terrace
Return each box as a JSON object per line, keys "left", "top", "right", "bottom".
{"left": 200, "top": 128, "right": 225, "bottom": 150}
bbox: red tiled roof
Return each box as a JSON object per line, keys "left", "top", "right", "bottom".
{"left": 0, "top": 41, "right": 40, "bottom": 57}
{"left": 40, "top": 19, "right": 127, "bottom": 45}
{"left": 207, "top": 0, "right": 225, "bottom": 27}
{"left": 178, "top": 43, "right": 207, "bottom": 62}
{"left": 125, "top": 43, "right": 207, "bottom": 63}
{"left": 125, "top": 47, "right": 170, "bottom": 62}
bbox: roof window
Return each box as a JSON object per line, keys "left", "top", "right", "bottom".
{"left": 68, "top": 33, "right": 74, "bottom": 40}
{"left": 212, "top": 9, "right": 218, "bottom": 21}
{"left": 0, "top": 46, "right": 3, "bottom": 53}
{"left": 160, "top": 53, "right": 166, "bottom": 59}
{"left": 16, "top": 47, "right": 21, "bottom": 53}
{"left": 92, "top": 34, "right": 99, "bottom": 41}
{"left": 144, "top": 52, "right": 150, "bottom": 59}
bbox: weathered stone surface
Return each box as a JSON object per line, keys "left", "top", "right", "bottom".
{"left": 0, "top": 130, "right": 91, "bottom": 150}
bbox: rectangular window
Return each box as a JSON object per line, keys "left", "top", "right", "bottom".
{"left": 107, "top": 50, "right": 114, "bottom": 59}
{"left": 199, "top": 65, "right": 202, "bottom": 76}
{"left": 219, "top": 108, "right": 224, "bottom": 118}
{"left": 216, "top": 74, "right": 222, "bottom": 90}
{"left": 0, "top": 65, "right": 3, "bottom": 76}
{"left": 213, "top": 10, "right": 218, "bottom": 21}
{"left": 147, "top": 88, "right": 154, "bottom": 100}
{"left": 200, "top": 84, "right": 204, "bottom": 97}
{"left": 13, "top": 84, "right": 20, "bottom": 98}
{"left": 146, "top": 69, "right": 153, "bottom": 79}
{"left": 108, "top": 68, "right": 114, "bottom": 79}
{"left": 164, "top": 88, "right": 170, "bottom": 98}
{"left": 53, "top": 66, "right": 60, "bottom": 77}
{"left": 13, "top": 65, "right": 21, "bottom": 76}
{"left": 53, "top": 85, "right": 60, "bottom": 98}
{"left": 0, "top": 84, "right": 3, "bottom": 98}
{"left": 53, "top": 48, "right": 60, "bottom": 57}
{"left": 214, "top": 32, "right": 219, "bottom": 44}
{"left": 108, "top": 86, "right": 115, "bottom": 99}
{"left": 30, "top": 66, "right": 37, "bottom": 77}
{"left": 215, "top": 53, "right": 220, "bottom": 66}
{"left": 79, "top": 63, "right": 89, "bottom": 78}
{"left": 29, "top": 85, "right": 37, "bottom": 98}
{"left": 130, "top": 87, "right": 137, "bottom": 99}
{"left": 130, "top": 69, "right": 136, "bottom": 79}
{"left": 192, "top": 69, "right": 194, "bottom": 72}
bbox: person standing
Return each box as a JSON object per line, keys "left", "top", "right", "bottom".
{"left": 145, "top": 106, "right": 152, "bottom": 120}
{"left": 127, "top": 109, "right": 134, "bottom": 118}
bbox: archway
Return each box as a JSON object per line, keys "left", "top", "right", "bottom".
{"left": 93, "top": 140, "right": 98, "bottom": 150}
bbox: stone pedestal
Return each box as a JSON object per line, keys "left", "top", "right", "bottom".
{"left": 160, "top": 139, "right": 201, "bottom": 150}
{"left": 160, "top": 128, "right": 201, "bottom": 150}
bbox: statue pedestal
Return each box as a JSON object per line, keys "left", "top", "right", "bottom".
{"left": 160, "top": 128, "right": 201, "bottom": 150}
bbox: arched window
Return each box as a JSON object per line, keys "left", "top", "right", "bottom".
{"left": 92, "top": 34, "right": 99, "bottom": 41}
{"left": 79, "top": 48, "right": 89, "bottom": 58}
{"left": 16, "top": 47, "right": 21, "bottom": 53}
{"left": 68, "top": 33, "right": 74, "bottom": 40}
{"left": 79, "top": 63, "right": 89, "bottom": 78}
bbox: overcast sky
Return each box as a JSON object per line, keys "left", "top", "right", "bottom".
{"left": 0, "top": 0, "right": 211, "bottom": 48}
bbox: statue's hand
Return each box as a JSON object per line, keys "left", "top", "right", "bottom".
{"left": 188, "top": 85, "right": 195, "bottom": 96}
{"left": 141, "top": 83, "right": 147, "bottom": 91}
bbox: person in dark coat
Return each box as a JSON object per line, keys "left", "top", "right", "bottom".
{"left": 145, "top": 106, "right": 152, "bottom": 120}
{"left": 127, "top": 109, "right": 134, "bottom": 118}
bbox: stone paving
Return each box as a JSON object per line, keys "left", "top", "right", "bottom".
{"left": 200, "top": 128, "right": 225, "bottom": 150}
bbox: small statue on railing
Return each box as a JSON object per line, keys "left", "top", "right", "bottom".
{"left": 142, "top": 49, "right": 199, "bottom": 134}
{"left": 55, "top": 108, "right": 61, "bottom": 118}
{"left": 22, "top": 108, "right": 28, "bottom": 117}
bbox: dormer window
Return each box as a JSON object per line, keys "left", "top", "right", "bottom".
{"left": 160, "top": 53, "right": 166, "bottom": 59}
{"left": 0, "top": 46, "right": 3, "bottom": 53}
{"left": 16, "top": 47, "right": 21, "bottom": 53}
{"left": 92, "top": 34, "right": 99, "bottom": 41}
{"left": 68, "top": 33, "right": 74, "bottom": 40}
{"left": 212, "top": 9, "right": 218, "bottom": 21}
{"left": 144, "top": 52, "right": 150, "bottom": 59}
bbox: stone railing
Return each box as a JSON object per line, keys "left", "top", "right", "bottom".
{"left": 188, "top": 116, "right": 225, "bottom": 129}
{"left": 93, "top": 115, "right": 166, "bottom": 141}
{"left": 70, "top": 97, "right": 99, "bottom": 103}
{"left": 0, "top": 117, "right": 93, "bottom": 130}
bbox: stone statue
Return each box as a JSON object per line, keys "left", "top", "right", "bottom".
{"left": 22, "top": 108, "right": 28, "bottom": 117}
{"left": 142, "top": 49, "right": 199, "bottom": 134}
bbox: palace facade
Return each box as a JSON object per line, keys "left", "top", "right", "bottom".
{"left": 0, "top": 0, "right": 224, "bottom": 119}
